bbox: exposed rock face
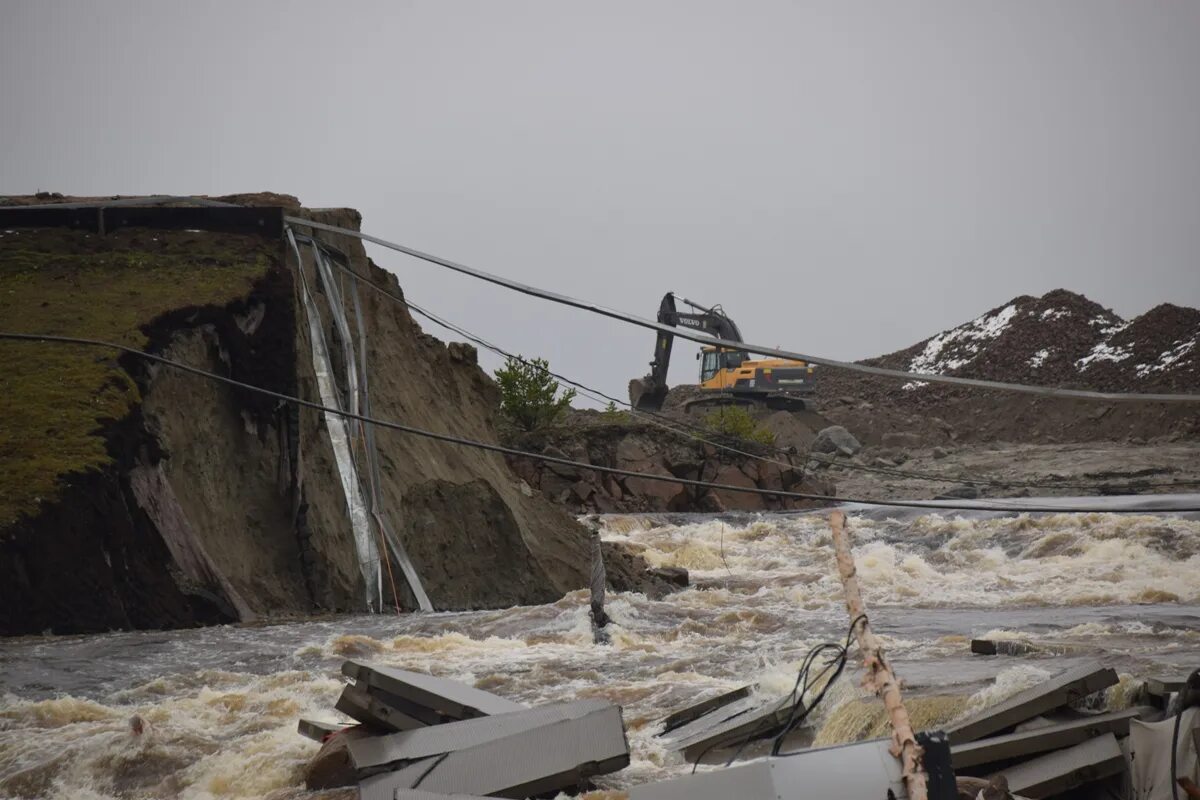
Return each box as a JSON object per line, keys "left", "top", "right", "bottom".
{"left": 506, "top": 414, "right": 835, "bottom": 514}
{"left": 0, "top": 198, "right": 644, "bottom": 635}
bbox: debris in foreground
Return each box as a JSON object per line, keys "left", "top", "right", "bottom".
{"left": 299, "top": 656, "right": 1198, "bottom": 798}
{"left": 303, "top": 660, "right": 629, "bottom": 798}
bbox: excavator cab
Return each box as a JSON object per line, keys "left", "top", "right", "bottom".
{"left": 698, "top": 347, "right": 749, "bottom": 387}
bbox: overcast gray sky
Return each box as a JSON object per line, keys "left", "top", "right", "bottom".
{"left": 4, "top": 1, "right": 1199, "bottom": 404}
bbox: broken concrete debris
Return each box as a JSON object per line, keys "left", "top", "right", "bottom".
{"left": 350, "top": 700, "right": 615, "bottom": 777}
{"left": 306, "top": 661, "right": 629, "bottom": 797}
{"left": 301, "top": 659, "right": 1195, "bottom": 799}
{"left": 995, "top": 732, "right": 1125, "bottom": 799}
{"left": 298, "top": 717, "right": 349, "bottom": 742}
{"left": 657, "top": 693, "right": 791, "bottom": 761}
{"left": 950, "top": 706, "right": 1154, "bottom": 770}
{"left": 360, "top": 705, "right": 628, "bottom": 800}
{"left": 658, "top": 685, "right": 752, "bottom": 736}
{"left": 629, "top": 737, "right": 907, "bottom": 799}
{"left": 342, "top": 661, "right": 526, "bottom": 722}
{"left": 970, "top": 638, "right": 1086, "bottom": 657}
{"left": 947, "top": 664, "right": 1119, "bottom": 744}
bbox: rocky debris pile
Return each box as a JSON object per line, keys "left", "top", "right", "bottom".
{"left": 816, "top": 290, "right": 1200, "bottom": 445}
{"left": 849, "top": 289, "right": 1198, "bottom": 394}
{"left": 506, "top": 411, "right": 835, "bottom": 514}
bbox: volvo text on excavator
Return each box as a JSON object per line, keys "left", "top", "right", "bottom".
{"left": 628, "top": 293, "right": 817, "bottom": 412}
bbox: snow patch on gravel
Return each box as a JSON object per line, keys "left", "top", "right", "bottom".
{"left": 1136, "top": 337, "right": 1197, "bottom": 378}
{"left": 909, "top": 304, "right": 1018, "bottom": 375}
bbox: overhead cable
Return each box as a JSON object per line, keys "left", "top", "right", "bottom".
{"left": 308, "top": 235, "right": 1200, "bottom": 494}
{"left": 4, "top": 331, "right": 1199, "bottom": 514}
{"left": 282, "top": 216, "right": 1200, "bottom": 404}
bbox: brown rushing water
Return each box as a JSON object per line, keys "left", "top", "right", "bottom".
{"left": 2, "top": 509, "right": 1199, "bottom": 799}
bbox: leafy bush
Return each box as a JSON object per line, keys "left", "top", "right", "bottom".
{"left": 703, "top": 406, "right": 776, "bottom": 446}
{"left": 494, "top": 356, "right": 577, "bottom": 431}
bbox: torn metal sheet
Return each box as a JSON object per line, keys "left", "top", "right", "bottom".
{"left": 946, "top": 664, "right": 1118, "bottom": 744}
{"left": 629, "top": 738, "right": 906, "bottom": 800}
{"left": 349, "top": 699, "right": 611, "bottom": 775}
{"left": 358, "top": 704, "right": 628, "bottom": 800}
{"left": 287, "top": 228, "right": 379, "bottom": 607}
{"left": 342, "top": 662, "right": 525, "bottom": 721}
{"left": 951, "top": 706, "right": 1154, "bottom": 770}
{"left": 994, "top": 732, "right": 1125, "bottom": 799}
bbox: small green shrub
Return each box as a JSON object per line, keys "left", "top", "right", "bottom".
{"left": 703, "top": 406, "right": 775, "bottom": 446}
{"left": 494, "top": 356, "right": 576, "bottom": 431}
{"left": 602, "top": 401, "right": 629, "bottom": 421}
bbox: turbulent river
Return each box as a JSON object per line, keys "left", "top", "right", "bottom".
{"left": 2, "top": 509, "right": 1199, "bottom": 799}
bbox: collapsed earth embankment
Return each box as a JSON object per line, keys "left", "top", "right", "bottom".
{"left": 0, "top": 195, "right": 666, "bottom": 636}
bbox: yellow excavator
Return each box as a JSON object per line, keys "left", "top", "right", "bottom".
{"left": 628, "top": 293, "right": 817, "bottom": 412}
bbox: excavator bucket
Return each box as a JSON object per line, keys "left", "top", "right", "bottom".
{"left": 629, "top": 376, "right": 668, "bottom": 411}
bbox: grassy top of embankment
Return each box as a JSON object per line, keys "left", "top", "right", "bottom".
{"left": 0, "top": 227, "right": 276, "bottom": 526}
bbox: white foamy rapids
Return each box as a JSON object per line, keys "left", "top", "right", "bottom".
{"left": 1, "top": 510, "right": 1197, "bottom": 798}
{"left": 600, "top": 512, "right": 1200, "bottom": 608}
{"left": 0, "top": 671, "right": 343, "bottom": 800}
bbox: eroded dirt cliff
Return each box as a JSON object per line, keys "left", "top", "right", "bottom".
{"left": 0, "top": 197, "right": 656, "bottom": 635}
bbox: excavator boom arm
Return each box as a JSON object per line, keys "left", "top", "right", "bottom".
{"left": 631, "top": 292, "right": 746, "bottom": 409}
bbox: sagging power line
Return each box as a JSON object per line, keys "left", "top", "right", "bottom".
{"left": 3, "top": 331, "right": 1197, "bottom": 515}
{"left": 283, "top": 216, "right": 1200, "bottom": 404}
{"left": 306, "top": 233, "right": 1200, "bottom": 496}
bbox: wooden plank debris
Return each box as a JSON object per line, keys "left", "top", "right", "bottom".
{"left": 358, "top": 704, "right": 629, "bottom": 800}
{"left": 991, "top": 732, "right": 1125, "bottom": 799}
{"left": 951, "top": 706, "right": 1155, "bottom": 770}
{"left": 658, "top": 686, "right": 752, "bottom": 736}
{"left": 946, "top": 664, "right": 1119, "bottom": 744}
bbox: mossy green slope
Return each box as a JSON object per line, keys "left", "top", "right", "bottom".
{"left": 0, "top": 227, "right": 276, "bottom": 526}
